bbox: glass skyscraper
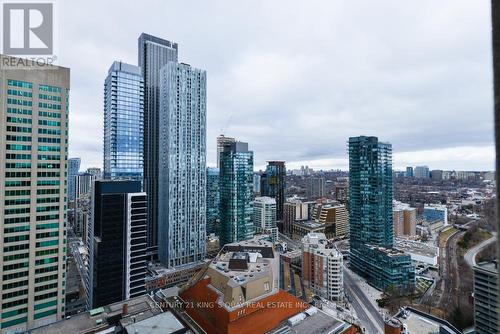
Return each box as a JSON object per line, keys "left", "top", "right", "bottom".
{"left": 0, "top": 55, "right": 69, "bottom": 331}
{"left": 349, "top": 136, "right": 415, "bottom": 292}
{"left": 103, "top": 61, "right": 144, "bottom": 182}
{"left": 219, "top": 141, "right": 254, "bottom": 246}
{"left": 68, "top": 157, "right": 80, "bottom": 201}
{"left": 157, "top": 62, "right": 206, "bottom": 267}
{"left": 138, "top": 33, "right": 179, "bottom": 249}
{"left": 206, "top": 167, "right": 220, "bottom": 236}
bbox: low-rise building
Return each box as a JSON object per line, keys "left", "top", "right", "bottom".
{"left": 27, "top": 295, "right": 188, "bottom": 334}
{"left": 389, "top": 307, "right": 461, "bottom": 334}
{"left": 179, "top": 236, "right": 310, "bottom": 334}
{"left": 394, "top": 237, "right": 439, "bottom": 266}
{"left": 302, "top": 233, "right": 343, "bottom": 301}
{"left": 313, "top": 203, "right": 349, "bottom": 239}
{"left": 292, "top": 220, "right": 325, "bottom": 241}
{"left": 145, "top": 260, "right": 208, "bottom": 292}
{"left": 423, "top": 204, "right": 448, "bottom": 226}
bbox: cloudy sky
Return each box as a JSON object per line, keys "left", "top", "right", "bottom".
{"left": 58, "top": 0, "right": 494, "bottom": 171}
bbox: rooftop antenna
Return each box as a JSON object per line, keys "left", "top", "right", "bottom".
{"left": 220, "top": 113, "right": 233, "bottom": 135}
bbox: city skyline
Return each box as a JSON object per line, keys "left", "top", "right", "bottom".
{"left": 58, "top": 1, "right": 494, "bottom": 171}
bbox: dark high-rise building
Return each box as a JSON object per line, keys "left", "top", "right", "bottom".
{"left": 207, "top": 168, "right": 220, "bottom": 235}
{"left": 349, "top": 136, "right": 415, "bottom": 292}
{"left": 219, "top": 142, "right": 254, "bottom": 246}
{"left": 85, "top": 180, "right": 147, "bottom": 308}
{"left": 138, "top": 33, "right": 179, "bottom": 249}
{"left": 260, "top": 161, "right": 286, "bottom": 221}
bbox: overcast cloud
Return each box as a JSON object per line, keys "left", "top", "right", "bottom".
{"left": 58, "top": 0, "right": 494, "bottom": 171}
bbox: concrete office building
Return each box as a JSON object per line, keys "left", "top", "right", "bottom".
{"left": 157, "top": 62, "right": 206, "bottom": 267}
{"left": 85, "top": 181, "right": 147, "bottom": 309}
{"left": 138, "top": 33, "right": 179, "bottom": 249}
{"left": 216, "top": 135, "right": 235, "bottom": 168}
{"left": 393, "top": 202, "right": 417, "bottom": 237}
{"left": 414, "top": 165, "right": 430, "bottom": 179}
{"left": 0, "top": 55, "right": 69, "bottom": 332}
{"left": 253, "top": 196, "right": 277, "bottom": 234}
{"left": 68, "top": 158, "right": 80, "bottom": 202}
{"left": 430, "top": 170, "right": 443, "bottom": 181}
{"left": 473, "top": 261, "right": 498, "bottom": 334}
{"left": 103, "top": 61, "right": 144, "bottom": 182}
{"left": 302, "top": 233, "right": 343, "bottom": 301}
{"left": 312, "top": 203, "right": 349, "bottom": 239}
{"left": 393, "top": 209, "right": 404, "bottom": 237}
{"left": 349, "top": 136, "right": 415, "bottom": 292}
{"left": 306, "top": 177, "right": 325, "bottom": 199}
{"left": 219, "top": 141, "right": 254, "bottom": 246}
{"left": 283, "top": 199, "right": 314, "bottom": 237}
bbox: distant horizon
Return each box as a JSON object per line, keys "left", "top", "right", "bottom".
{"left": 60, "top": 1, "right": 494, "bottom": 172}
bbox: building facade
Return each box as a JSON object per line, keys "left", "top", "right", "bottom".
{"left": 0, "top": 55, "right": 69, "bottom": 332}
{"left": 85, "top": 181, "right": 147, "bottom": 309}
{"left": 348, "top": 136, "right": 415, "bottom": 292}
{"left": 138, "top": 33, "right": 179, "bottom": 249}
{"left": 260, "top": 161, "right": 286, "bottom": 221}
{"left": 473, "top": 261, "right": 498, "bottom": 334}
{"left": 313, "top": 203, "right": 349, "bottom": 239}
{"left": 219, "top": 142, "right": 254, "bottom": 246}
{"left": 157, "top": 62, "right": 206, "bottom": 267}
{"left": 302, "top": 233, "right": 343, "bottom": 301}
{"left": 216, "top": 135, "right": 235, "bottom": 168}
{"left": 405, "top": 167, "right": 413, "bottom": 178}
{"left": 207, "top": 168, "right": 219, "bottom": 236}
{"left": 103, "top": 61, "right": 144, "bottom": 182}
{"left": 423, "top": 204, "right": 448, "bottom": 225}
{"left": 414, "top": 165, "right": 430, "bottom": 179}
{"left": 306, "top": 177, "right": 325, "bottom": 199}
{"left": 283, "top": 200, "right": 314, "bottom": 237}
{"left": 68, "top": 157, "right": 80, "bottom": 202}
{"left": 253, "top": 196, "right": 277, "bottom": 233}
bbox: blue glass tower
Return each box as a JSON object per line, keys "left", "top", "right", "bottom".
{"left": 103, "top": 61, "right": 144, "bottom": 183}
{"left": 349, "top": 136, "right": 415, "bottom": 292}
{"left": 219, "top": 141, "right": 254, "bottom": 246}
{"left": 207, "top": 167, "right": 220, "bottom": 235}
{"left": 157, "top": 62, "right": 206, "bottom": 267}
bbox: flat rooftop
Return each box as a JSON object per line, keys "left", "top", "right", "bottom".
{"left": 124, "top": 311, "right": 189, "bottom": 334}
{"left": 394, "top": 238, "right": 438, "bottom": 258}
{"left": 475, "top": 260, "right": 498, "bottom": 274}
{"left": 271, "top": 308, "right": 346, "bottom": 334}
{"left": 28, "top": 295, "right": 162, "bottom": 334}
{"left": 394, "top": 307, "right": 461, "bottom": 334}
{"left": 293, "top": 220, "right": 324, "bottom": 229}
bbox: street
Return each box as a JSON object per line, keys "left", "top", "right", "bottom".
{"left": 344, "top": 268, "right": 384, "bottom": 334}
